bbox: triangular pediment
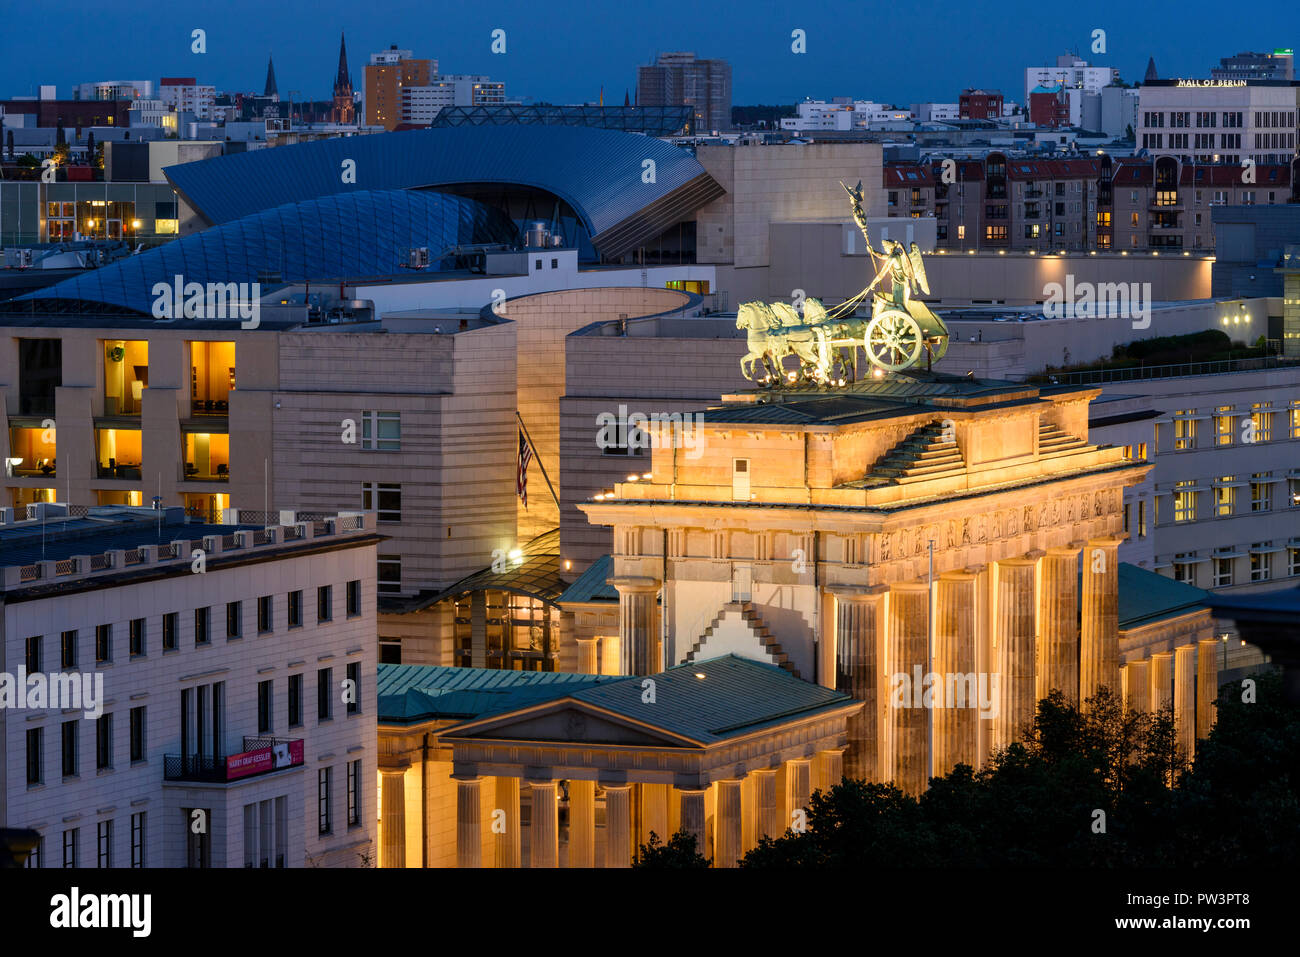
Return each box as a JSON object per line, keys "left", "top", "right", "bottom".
{"left": 444, "top": 701, "right": 699, "bottom": 748}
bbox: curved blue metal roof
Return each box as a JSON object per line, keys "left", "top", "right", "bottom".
{"left": 164, "top": 126, "right": 725, "bottom": 258}
{"left": 19, "top": 189, "right": 516, "bottom": 316}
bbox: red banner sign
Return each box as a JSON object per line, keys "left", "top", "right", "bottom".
{"left": 225, "top": 740, "right": 304, "bottom": 780}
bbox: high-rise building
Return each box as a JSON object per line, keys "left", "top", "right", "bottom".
{"left": 331, "top": 33, "right": 355, "bottom": 124}
{"left": 159, "top": 78, "right": 216, "bottom": 121}
{"left": 364, "top": 45, "right": 436, "bottom": 130}
{"left": 1024, "top": 54, "right": 1118, "bottom": 105}
{"left": 1212, "top": 50, "right": 1294, "bottom": 82}
{"left": 637, "top": 52, "right": 731, "bottom": 133}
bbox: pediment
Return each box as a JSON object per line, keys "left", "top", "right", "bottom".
{"left": 445, "top": 702, "right": 698, "bottom": 748}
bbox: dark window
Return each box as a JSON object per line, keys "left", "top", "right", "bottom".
{"left": 130, "top": 706, "right": 146, "bottom": 762}
{"left": 194, "top": 607, "right": 210, "bottom": 646}
{"left": 95, "top": 624, "right": 112, "bottom": 663}
{"left": 362, "top": 483, "right": 401, "bottom": 523}
{"left": 184, "top": 809, "right": 209, "bottom": 868}
{"left": 97, "top": 820, "right": 112, "bottom": 868}
{"left": 163, "top": 613, "right": 178, "bottom": 651}
{"left": 61, "top": 721, "right": 78, "bottom": 777}
{"left": 24, "top": 835, "right": 43, "bottom": 869}
{"left": 226, "top": 601, "right": 241, "bottom": 640}
{"left": 346, "top": 661, "right": 360, "bottom": 715}
{"left": 288, "top": 591, "right": 302, "bottom": 628}
{"left": 25, "top": 635, "right": 41, "bottom": 673}
{"left": 318, "top": 668, "right": 332, "bottom": 722}
{"left": 258, "top": 595, "right": 273, "bottom": 633}
{"left": 346, "top": 580, "right": 361, "bottom": 617}
{"left": 317, "top": 585, "right": 332, "bottom": 623}
{"left": 96, "top": 714, "right": 113, "bottom": 769}
{"left": 130, "top": 813, "right": 146, "bottom": 867}
{"left": 379, "top": 638, "right": 402, "bottom": 664}
{"left": 18, "top": 338, "right": 61, "bottom": 416}
{"left": 378, "top": 555, "right": 401, "bottom": 594}
{"left": 257, "top": 680, "right": 273, "bottom": 734}
{"left": 318, "top": 767, "right": 332, "bottom": 834}
{"left": 129, "top": 618, "right": 145, "bottom": 656}
{"left": 26, "top": 728, "right": 42, "bottom": 785}
{"left": 288, "top": 674, "right": 303, "bottom": 728}
{"left": 347, "top": 759, "right": 361, "bottom": 827}
{"left": 63, "top": 828, "right": 78, "bottom": 868}
{"left": 61, "top": 630, "right": 77, "bottom": 669}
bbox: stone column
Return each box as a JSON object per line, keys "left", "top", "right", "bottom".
{"left": 1174, "top": 644, "right": 1197, "bottom": 760}
{"left": 934, "top": 571, "right": 978, "bottom": 775}
{"left": 1123, "top": 658, "right": 1150, "bottom": 712}
{"left": 529, "top": 780, "right": 559, "bottom": 868}
{"left": 455, "top": 775, "right": 482, "bottom": 869}
{"left": 603, "top": 784, "right": 632, "bottom": 868}
{"left": 640, "top": 782, "right": 670, "bottom": 848}
{"left": 613, "top": 580, "right": 661, "bottom": 676}
{"left": 887, "top": 582, "right": 929, "bottom": 795}
{"left": 1038, "top": 547, "right": 1080, "bottom": 703}
{"left": 567, "top": 780, "right": 595, "bottom": 868}
{"left": 1196, "top": 638, "right": 1220, "bottom": 740}
{"left": 1080, "top": 538, "right": 1121, "bottom": 705}
{"left": 818, "top": 588, "right": 837, "bottom": 690}
{"left": 494, "top": 776, "right": 521, "bottom": 868}
{"left": 815, "top": 748, "right": 844, "bottom": 793}
{"left": 993, "top": 558, "right": 1037, "bottom": 751}
{"left": 379, "top": 766, "right": 407, "bottom": 869}
{"left": 752, "top": 767, "right": 780, "bottom": 841}
{"left": 832, "top": 586, "right": 886, "bottom": 783}
{"left": 714, "top": 779, "right": 743, "bottom": 868}
{"left": 678, "top": 787, "right": 708, "bottom": 861}
{"left": 575, "top": 637, "right": 599, "bottom": 675}
{"left": 1149, "top": 652, "right": 1173, "bottom": 712}
{"left": 784, "top": 758, "right": 812, "bottom": 825}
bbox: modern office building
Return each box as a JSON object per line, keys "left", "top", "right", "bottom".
{"left": 363, "top": 46, "right": 437, "bottom": 130}
{"left": 1212, "top": 50, "right": 1294, "bottom": 83}
{"left": 637, "top": 52, "right": 731, "bottom": 133}
{"left": 159, "top": 78, "right": 217, "bottom": 121}
{"left": 1137, "top": 78, "right": 1299, "bottom": 166}
{"left": 1024, "top": 54, "right": 1118, "bottom": 105}
{"left": 1, "top": 505, "right": 379, "bottom": 868}
{"left": 73, "top": 81, "right": 153, "bottom": 102}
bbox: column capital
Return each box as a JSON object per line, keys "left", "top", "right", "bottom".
{"left": 889, "top": 580, "right": 930, "bottom": 593}
{"left": 378, "top": 756, "right": 411, "bottom": 773}
{"left": 610, "top": 576, "right": 661, "bottom": 594}
{"left": 827, "top": 583, "right": 889, "bottom": 599}
{"left": 451, "top": 770, "right": 482, "bottom": 783}
{"left": 938, "top": 569, "right": 979, "bottom": 581}
{"left": 997, "top": 555, "right": 1040, "bottom": 568}
{"left": 599, "top": 780, "right": 633, "bottom": 791}
{"left": 1045, "top": 544, "right": 1082, "bottom": 558}
{"left": 1023, "top": 548, "right": 1047, "bottom": 560}
{"left": 1085, "top": 536, "right": 1124, "bottom": 548}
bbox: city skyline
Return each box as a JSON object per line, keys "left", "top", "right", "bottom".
{"left": 2, "top": 0, "right": 1292, "bottom": 109}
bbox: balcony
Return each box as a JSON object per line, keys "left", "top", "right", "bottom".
{"left": 164, "top": 737, "right": 304, "bottom": 783}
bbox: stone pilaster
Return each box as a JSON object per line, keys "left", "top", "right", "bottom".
{"left": 455, "top": 775, "right": 482, "bottom": 869}
{"left": 1149, "top": 652, "right": 1173, "bottom": 712}
{"left": 576, "top": 637, "right": 599, "bottom": 675}
{"left": 678, "top": 787, "right": 708, "bottom": 861}
{"left": 379, "top": 766, "right": 407, "bottom": 869}
{"left": 613, "top": 580, "right": 661, "bottom": 676}
{"left": 714, "top": 779, "right": 743, "bottom": 868}
{"left": 784, "top": 758, "right": 812, "bottom": 824}
{"left": 1038, "top": 547, "right": 1080, "bottom": 703}
{"left": 494, "top": 776, "right": 520, "bottom": 868}
{"left": 994, "top": 558, "right": 1037, "bottom": 751}
{"left": 1174, "top": 644, "right": 1197, "bottom": 761}
{"left": 1080, "top": 538, "right": 1121, "bottom": 705}
{"left": 1123, "top": 658, "right": 1150, "bottom": 712}
{"left": 1196, "top": 638, "right": 1220, "bottom": 740}
{"left": 752, "top": 767, "right": 780, "bottom": 841}
{"left": 567, "top": 780, "right": 595, "bottom": 868}
{"left": 603, "top": 784, "right": 632, "bottom": 868}
{"left": 832, "top": 586, "right": 886, "bottom": 783}
{"left": 887, "top": 581, "right": 929, "bottom": 795}
{"left": 934, "top": 571, "right": 978, "bottom": 775}
{"left": 815, "top": 748, "right": 844, "bottom": 793}
{"left": 529, "top": 780, "right": 558, "bottom": 868}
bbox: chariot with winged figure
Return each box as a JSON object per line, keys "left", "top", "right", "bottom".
{"left": 737, "top": 180, "right": 949, "bottom": 385}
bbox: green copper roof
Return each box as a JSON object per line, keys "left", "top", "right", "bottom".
{"left": 1112, "top": 563, "right": 1212, "bottom": 629}
{"left": 558, "top": 554, "right": 617, "bottom": 604}
{"left": 377, "top": 662, "right": 616, "bottom": 724}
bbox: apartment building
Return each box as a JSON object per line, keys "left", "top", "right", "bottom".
{"left": 1, "top": 505, "right": 379, "bottom": 868}
{"left": 159, "top": 77, "right": 217, "bottom": 121}
{"left": 637, "top": 52, "right": 732, "bottom": 133}
{"left": 1137, "top": 78, "right": 1300, "bottom": 166}
{"left": 1024, "top": 54, "right": 1118, "bottom": 105}
{"left": 363, "top": 46, "right": 437, "bottom": 130}
{"left": 958, "top": 89, "right": 1004, "bottom": 120}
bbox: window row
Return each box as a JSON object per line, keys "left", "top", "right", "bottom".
{"left": 23, "top": 813, "right": 148, "bottom": 868}
{"left": 257, "top": 661, "right": 363, "bottom": 734}
{"left": 25, "top": 707, "right": 145, "bottom": 785}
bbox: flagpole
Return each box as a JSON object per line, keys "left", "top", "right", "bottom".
{"left": 515, "top": 411, "right": 560, "bottom": 510}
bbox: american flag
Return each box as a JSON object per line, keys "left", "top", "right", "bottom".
{"left": 517, "top": 428, "right": 533, "bottom": 507}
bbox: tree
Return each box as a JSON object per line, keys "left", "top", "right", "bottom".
{"left": 1125, "top": 123, "right": 1135, "bottom": 140}
{"left": 633, "top": 829, "right": 710, "bottom": 868}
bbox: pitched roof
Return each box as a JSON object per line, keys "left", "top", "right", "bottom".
{"left": 558, "top": 553, "right": 617, "bottom": 603}
{"left": 1112, "top": 563, "right": 1212, "bottom": 629}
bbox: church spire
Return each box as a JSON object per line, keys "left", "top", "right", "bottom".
{"left": 334, "top": 32, "right": 352, "bottom": 97}
{"left": 264, "top": 54, "right": 278, "bottom": 98}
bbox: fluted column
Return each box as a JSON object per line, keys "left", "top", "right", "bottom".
{"left": 934, "top": 572, "right": 978, "bottom": 775}
{"left": 832, "top": 586, "right": 886, "bottom": 783}
{"left": 785, "top": 758, "right": 812, "bottom": 824}
{"left": 494, "top": 776, "right": 520, "bottom": 868}
{"left": 994, "top": 558, "right": 1037, "bottom": 751}
{"left": 1196, "top": 638, "right": 1220, "bottom": 740}
{"left": 714, "top": 779, "right": 743, "bottom": 868}
{"left": 613, "top": 580, "right": 661, "bottom": 676}
{"left": 455, "top": 775, "right": 482, "bottom": 869}
{"left": 603, "top": 784, "right": 632, "bottom": 867}
{"left": 1149, "top": 652, "right": 1173, "bottom": 712}
{"left": 640, "top": 782, "right": 670, "bottom": 848}
{"left": 567, "top": 780, "right": 595, "bottom": 868}
{"left": 1174, "top": 644, "right": 1197, "bottom": 760}
{"left": 575, "top": 637, "right": 599, "bottom": 675}
{"left": 887, "top": 582, "right": 929, "bottom": 795}
{"left": 1081, "top": 537, "right": 1121, "bottom": 705}
{"left": 815, "top": 748, "right": 844, "bottom": 793}
{"left": 1038, "top": 547, "right": 1080, "bottom": 703}
{"left": 752, "top": 768, "right": 780, "bottom": 840}
{"left": 678, "top": 787, "right": 708, "bottom": 861}
{"left": 1123, "top": 658, "right": 1150, "bottom": 712}
{"left": 379, "top": 766, "right": 407, "bottom": 869}
{"left": 529, "top": 780, "right": 559, "bottom": 868}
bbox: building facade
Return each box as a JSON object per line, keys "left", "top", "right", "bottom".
{"left": 1137, "top": 79, "right": 1299, "bottom": 166}
{"left": 637, "top": 52, "right": 731, "bottom": 134}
